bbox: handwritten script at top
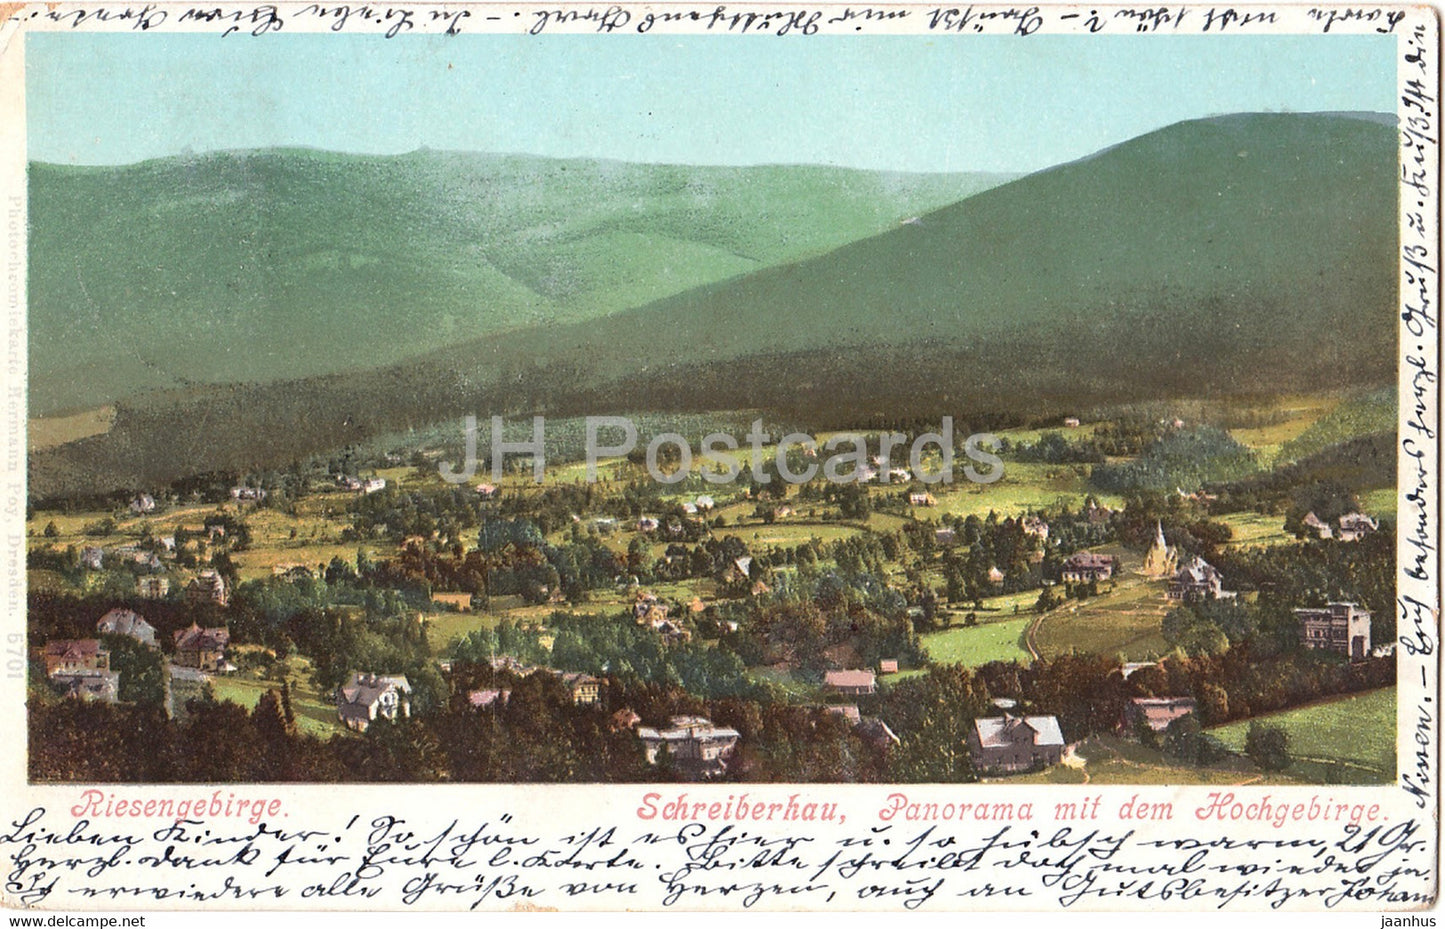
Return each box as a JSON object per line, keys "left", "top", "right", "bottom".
{"left": 6, "top": 3, "right": 1416, "bottom": 35}
{"left": 0, "top": 803, "right": 1434, "bottom": 911}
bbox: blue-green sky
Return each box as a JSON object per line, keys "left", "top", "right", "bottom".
{"left": 27, "top": 32, "right": 1396, "bottom": 172}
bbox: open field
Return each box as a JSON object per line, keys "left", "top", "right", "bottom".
{"left": 1219, "top": 511, "right": 1294, "bottom": 548}
{"left": 26, "top": 569, "right": 69, "bottom": 592}
{"left": 934, "top": 462, "right": 1126, "bottom": 520}
{"left": 1210, "top": 686, "right": 1396, "bottom": 784}
{"left": 1276, "top": 388, "right": 1396, "bottom": 464}
{"left": 1227, "top": 396, "right": 1340, "bottom": 466}
{"left": 1360, "top": 487, "right": 1398, "bottom": 521}
{"left": 720, "top": 520, "right": 868, "bottom": 547}
{"left": 236, "top": 541, "right": 393, "bottom": 582}
{"left": 422, "top": 611, "right": 503, "bottom": 654}
{"left": 1033, "top": 570, "right": 1172, "bottom": 662}
{"left": 29, "top": 406, "right": 116, "bottom": 452}
{"left": 922, "top": 617, "right": 1033, "bottom": 667}
{"left": 748, "top": 666, "right": 825, "bottom": 701}
{"left": 955, "top": 589, "right": 1040, "bottom": 615}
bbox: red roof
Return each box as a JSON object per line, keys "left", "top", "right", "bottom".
{"left": 824, "top": 670, "right": 876, "bottom": 689}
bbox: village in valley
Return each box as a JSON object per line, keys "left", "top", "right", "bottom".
{"left": 22, "top": 63, "right": 1404, "bottom": 785}
{"left": 26, "top": 395, "right": 1400, "bottom": 785}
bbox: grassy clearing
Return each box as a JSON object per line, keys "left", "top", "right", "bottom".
{"left": 1034, "top": 572, "right": 1171, "bottom": 662}
{"left": 237, "top": 543, "right": 395, "bottom": 582}
{"left": 425, "top": 585, "right": 706, "bottom": 653}
{"left": 922, "top": 617, "right": 1033, "bottom": 667}
{"left": 209, "top": 671, "right": 345, "bottom": 739}
{"left": 1228, "top": 397, "right": 1339, "bottom": 466}
{"left": 721, "top": 521, "right": 865, "bottom": 547}
{"left": 1360, "top": 487, "right": 1398, "bottom": 521}
{"left": 748, "top": 666, "right": 822, "bottom": 700}
{"left": 29, "top": 406, "right": 116, "bottom": 452}
{"left": 934, "top": 462, "right": 1126, "bottom": 521}
{"left": 27, "top": 569, "right": 68, "bottom": 592}
{"left": 947, "top": 589, "right": 1040, "bottom": 617}
{"left": 25, "top": 493, "right": 398, "bottom": 584}
{"left": 1210, "top": 686, "right": 1395, "bottom": 784}
{"left": 1277, "top": 388, "right": 1395, "bottom": 463}
{"left": 864, "top": 512, "right": 915, "bottom": 534}
{"left": 1219, "top": 511, "right": 1294, "bottom": 548}
{"left": 423, "top": 611, "right": 503, "bottom": 654}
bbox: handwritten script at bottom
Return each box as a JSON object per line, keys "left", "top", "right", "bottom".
{"left": 0, "top": 804, "right": 1432, "bottom": 910}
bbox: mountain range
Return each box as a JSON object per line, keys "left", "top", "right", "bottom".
{"left": 28, "top": 111, "right": 1400, "bottom": 498}
{"left": 29, "top": 151, "right": 1007, "bottom": 415}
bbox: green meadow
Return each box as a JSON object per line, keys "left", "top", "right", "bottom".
{"left": 1210, "top": 687, "right": 1396, "bottom": 784}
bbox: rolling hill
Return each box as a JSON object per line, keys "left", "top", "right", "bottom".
{"left": 501, "top": 111, "right": 1399, "bottom": 385}
{"left": 29, "top": 112, "right": 1401, "bottom": 499}
{"left": 29, "top": 151, "right": 1008, "bottom": 414}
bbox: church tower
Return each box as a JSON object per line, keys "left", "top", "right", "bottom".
{"left": 1142, "top": 520, "right": 1178, "bottom": 578}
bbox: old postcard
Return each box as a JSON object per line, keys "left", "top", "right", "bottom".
{"left": 0, "top": 1, "right": 1438, "bottom": 917}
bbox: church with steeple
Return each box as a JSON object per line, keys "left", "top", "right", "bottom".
{"left": 1141, "top": 520, "right": 1178, "bottom": 578}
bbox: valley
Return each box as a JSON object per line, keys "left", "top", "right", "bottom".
{"left": 24, "top": 111, "right": 1404, "bottom": 785}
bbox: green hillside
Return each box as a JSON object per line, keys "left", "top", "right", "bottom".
{"left": 1277, "top": 387, "right": 1398, "bottom": 463}
{"left": 29, "top": 151, "right": 1007, "bottom": 414}
{"left": 30, "top": 113, "right": 1401, "bottom": 498}
{"left": 1210, "top": 687, "right": 1396, "bottom": 784}
{"left": 496, "top": 112, "right": 1398, "bottom": 393}
{"left": 377, "top": 112, "right": 1400, "bottom": 424}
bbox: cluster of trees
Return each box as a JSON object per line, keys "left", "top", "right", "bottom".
{"left": 869, "top": 665, "right": 991, "bottom": 781}
{"left": 719, "top": 572, "right": 924, "bottom": 672}
{"left": 450, "top": 612, "right": 764, "bottom": 701}
{"left": 1161, "top": 599, "right": 1262, "bottom": 656}
{"left": 1002, "top": 431, "right": 1106, "bottom": 464}
{"left": 1143, "top": 715, "right": 1231, "bottom": 767}
{"left": 100, "top": 633, "right": 167, "bottom": 705}
{"left": 284, "top": 610, "right": 447, "bottom": 712}
{"left": 335, "top": 516, "right": 699, "bottom": 606}
{"left": 368, "top": 523, "right": 626, "bottom": 605}
{"left": 1108, "top": 490, "right": 1234, "bottom": 553}
{"left": 348, "top": 484, "right": 497, "bottom": 543}
{"left": 932, "top": 513, "right": 1044, "bottom": 604}
{"left": 1210, "top": 528, "right": 1395, "bottom": 642}
{"left": 1085, "top": 417, "right": 1173, "bottom": 457}
{"left": 892, "top": 643, "right": 1390, "bottom": 757}
{"left": 1116, "top": 647, "right": 1392, "bottom": 726}
{"left": 1038, "top": 499, "right": 1119, "bottom": 555}
{"left": 225, "top": 568, "right": 421, "bottom": 638}
{"left": 1281, "top": 481, "right": 1366, "bottom": 536}
{"left": 1092, "top": 426, "right": 1259, "bottom": 494}
{"left": 1140, "top": 714, "right": 1288, "bottom": 773}
{"left": 634, "top": 535, "right": 753, "bottom": 588}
